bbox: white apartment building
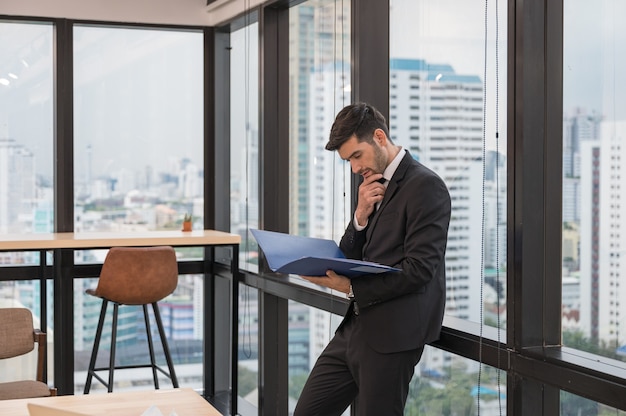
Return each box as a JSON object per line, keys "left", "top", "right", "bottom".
{"left": 484, "top": 150, "right": 507, "bottom": 272}
{"left": 389, "top": 58, "right": 485, "bottom": 323}
{"left": 0, "top": 137, "right": 35, "bottom": 234}
{"left": 579, "top": 121, "right": 626, "bottom": 347}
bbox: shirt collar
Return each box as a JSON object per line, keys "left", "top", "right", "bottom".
{"left": 382, "top": 147, "right": 405, "bottom": 183}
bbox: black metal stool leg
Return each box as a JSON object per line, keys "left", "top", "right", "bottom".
{"left": 84, "top": 299, "right": 108, "bottom": 394}
{"left": 143, "top": 304, "right": 160, "bottom": 389}
{"left": 107, "top": 303, "right": 119, "bottom": 393}
{"left": 152, "top": 302, "right": 178, "bottom": 388}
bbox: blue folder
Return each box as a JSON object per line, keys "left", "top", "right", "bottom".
{"left": 251, "top": 229, "right": 401, "bottom": 278}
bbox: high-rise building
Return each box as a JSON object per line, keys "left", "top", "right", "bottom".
{"left": 389, "top": 58, "right": 484, "bottom": 322}
{"left": 484, "top": 150, "right": 507, "bottom": 272}
{"left": 0, "top": 137, "right": 35, "bottom": 234}
{"left": 563, "top": 108, "right": 602, "bottom": 224}
{"left": 579, "top": 121, "right": 626, "bottom": 349}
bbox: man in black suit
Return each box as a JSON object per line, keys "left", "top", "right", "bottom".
{"left": 294, "top": 103, "right": 451, "bottom": 415}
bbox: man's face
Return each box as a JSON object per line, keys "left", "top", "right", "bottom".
{"left": 337, "top": 134, "right": 387, "bottom": 179}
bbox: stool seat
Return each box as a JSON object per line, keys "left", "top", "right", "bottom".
{"left": 84, "top": 246, "right": 180, "bottom": 394}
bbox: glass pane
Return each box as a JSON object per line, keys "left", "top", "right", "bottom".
{"left": 238, "top": 283, "right": 259, "bottom": 408}
{"left": 288, "top": 302, "right": 345, "bottom": 414}
{"left": 407, "top": 346, "right": 506, "bottom": 415}
{"left": 73, "top": 26, "right": 204, "bottom": 235}
{"left": 289, "top": 0, "right": 351, "bottom": 242}
{"left": 561, "top": 390, "right": 626, "bottom": 415}
{"left": 0, "top": 19, "right": 54, "bottom": 387}
{"left": 562, "top": 1, "right": 626, "bottom": 361}
{"left": 230, "top": 22, "right": 260, "bottom": 273}
{"left": 390, "top": 0, "right": 508, "bottom": 329}
{"left": 0, "top": 22, "right": 54, "bottom": 236}
{"left": 72, "top": 25, "right": 205, "bottom": 393}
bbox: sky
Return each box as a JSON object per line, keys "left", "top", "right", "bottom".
{"left": 391, "top": 0, "right": 626, "bottom": 137}
{"left": 563, "top": 0, "right": 626, "bottom": 120}
{"left": 2, "top": 1, "right": 625, "bottom": 178}
{"left": 390, "top": 0, "right": 507, "bottom": 151}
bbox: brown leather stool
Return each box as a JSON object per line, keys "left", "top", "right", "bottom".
{"left": 84, "top": 246, "right": 180, "bottom": 393}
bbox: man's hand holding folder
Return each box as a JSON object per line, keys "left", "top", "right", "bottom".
{"left": 250, "top": 229, "right": 401, "bottom": 278}
{"left": 299, "top": 269, "right": 352, "bottom": 295}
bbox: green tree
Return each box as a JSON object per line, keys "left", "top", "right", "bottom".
{"left": 562, "top": 329, "right": 623, "bottom": 360}
{"left": 289, "top": 372, "right": 309, "bottom": 401}
{"left": 238, "top": 365, "right": 257, "bottom": 397}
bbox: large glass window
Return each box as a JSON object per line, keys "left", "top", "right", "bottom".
{"left": 0, "top": 20, "right": 54, "bottom": 385}
{"left": 72, "top": 25, "right": 205, "bottom": 393}
{"left": 73, "top": 26, "right": 204, "bottom": 234}
{"left": 562, "top": 1, "right": 626, "bottom": 362}
{"left": 0, "top": 22, "right": 53, "bottom": 237}
{"left": 390, "top": 0, "right": 508, "bottom": 330}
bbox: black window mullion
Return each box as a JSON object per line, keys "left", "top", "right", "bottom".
{"left": 54, "top": 18, "right": 74, "bottom": 233}
{"left": 509, "top": 0, "right": 562, "bottom": 413}
{"left": 544, "top": 0, "right": 564, "bottom": 347}
{"left": 258, "top": 4, "right": 290, "bottom": 415}
{"left": 52, "top": 18, "right": 75, "bottom": 396}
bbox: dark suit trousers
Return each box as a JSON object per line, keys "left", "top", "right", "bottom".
{"left": 293, "top": 310, "right": 424, "bottom": 416}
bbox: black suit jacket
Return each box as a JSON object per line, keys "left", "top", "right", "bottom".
{"left": 339, "top": 151, "right": 451, "bottom": 353}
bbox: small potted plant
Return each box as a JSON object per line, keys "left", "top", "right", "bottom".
{"left": 182, "top": 213, "right": 193, "bottom": 232}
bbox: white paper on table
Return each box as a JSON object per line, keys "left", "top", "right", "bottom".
{"left": 140, "top": 405, "right": 178, "bottom": 416}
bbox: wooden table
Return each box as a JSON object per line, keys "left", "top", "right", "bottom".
{"left": 0, "top": 231, "right": 241, "bottom": 412}
{"left": 0, "top": 230, "right": 240, "bottom": 251}
{"left": 0, "top": 388, "right": 223, "bottom": 415}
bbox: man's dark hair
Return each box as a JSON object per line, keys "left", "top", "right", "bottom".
{"left": 325, "top": 102, "right": 391, "bottom": 151}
